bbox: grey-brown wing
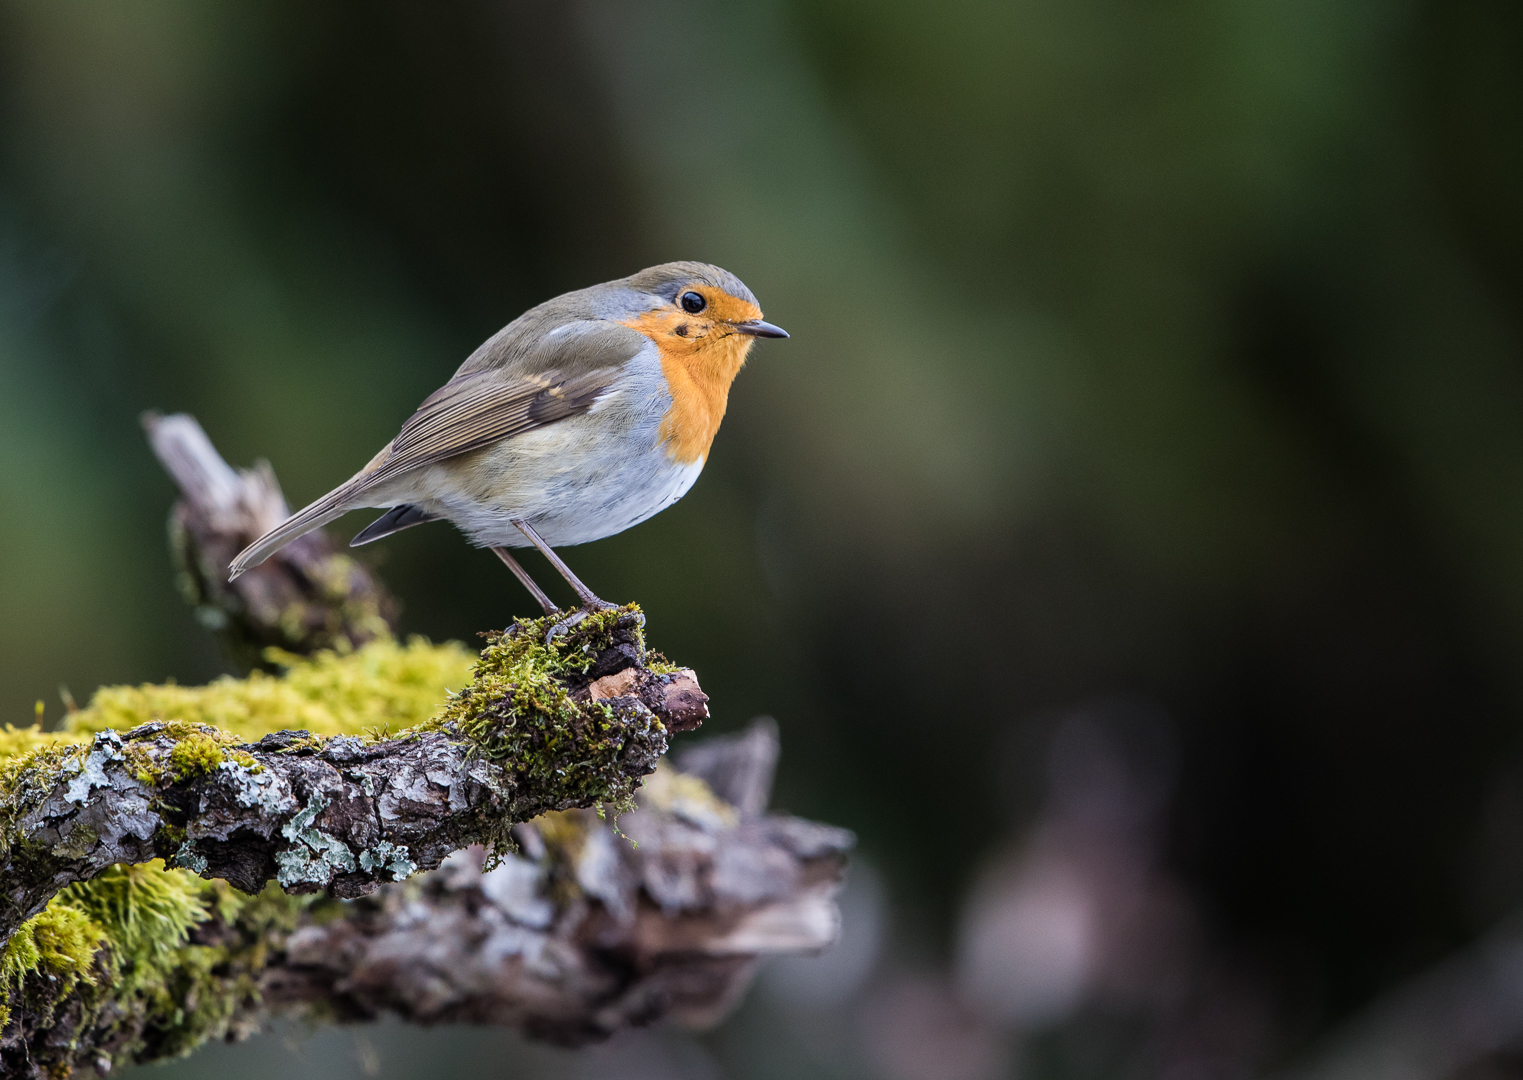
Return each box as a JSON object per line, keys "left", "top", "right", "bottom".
{"left": 228, "top": 324, "right": 637, "bottom": 580}
{"left": 359, "top": 365, "right": 616, "bottom": 492}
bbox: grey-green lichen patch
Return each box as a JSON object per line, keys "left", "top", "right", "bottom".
{"left": 48, "top": 822, "right": 101, "bottom": 861}
{"left": 218, "top": 754, "right": 289, "bottom": 812}
{"left": 358, "top": 840, "right": 415, "bottom": 880}
{"left": 63, "top": 730, "right": 125, "bottom": 804}
{"left": 170, "top": 840, "right": 208, "bottom": 875}
{"left": 276, "top": 795, "right": 356, "bottom": 888}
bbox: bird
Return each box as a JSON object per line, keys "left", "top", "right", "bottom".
{"left": 227, "top": 261, "right": 787, "bottom": 637}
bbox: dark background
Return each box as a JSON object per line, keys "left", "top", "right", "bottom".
{"left": 2, "top": 1, "right": 1522, "bottom": 1077}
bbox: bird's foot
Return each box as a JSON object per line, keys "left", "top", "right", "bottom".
{"left": 544, "top": 598, "right": 620, "bottom": 645}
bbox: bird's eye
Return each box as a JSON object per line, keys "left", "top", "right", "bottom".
{"left": 680, "top": 291, "right": 706, "bottom": 314}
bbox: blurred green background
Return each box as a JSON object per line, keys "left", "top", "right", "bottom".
{"left": 3, "top": 0, "right": 1523, "bottom": 1076}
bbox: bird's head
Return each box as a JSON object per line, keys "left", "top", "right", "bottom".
{"left": 618, "top": 262, "right": 788, "bottom": 356}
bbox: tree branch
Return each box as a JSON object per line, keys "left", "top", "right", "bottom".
{"left": 2, "top": 722, "right": 850, "bottom": 1078}
{"left": 1, "top": 601, "right": 704, "bottom": 943}
{"left": 0, "top": 416, "right": 850, "bottom": 1077}
{"left": 143, "top": 411, "right": 398, "bottom": 666}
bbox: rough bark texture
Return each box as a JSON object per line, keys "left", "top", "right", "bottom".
{"left": 0, "top": 414, "right": 851, "bottom": 1077}
{"left": 1, "top": 721, "right": 851, "bottom": 1078}
{"left": 0, "top": 708, "right": 665, "bottom": 943}
{"left": 266, "top": 720, "right": 849, "bottom": 1043}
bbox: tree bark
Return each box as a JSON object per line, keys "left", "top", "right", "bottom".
{"left": 0, "top": 416, "right": 852, "bottom": 1078}
{"left": 144, "top": 411, "right": 398, "bottom": 668}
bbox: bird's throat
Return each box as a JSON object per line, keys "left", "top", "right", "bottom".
{"left": 620, "top": 310, "right": 757, "bottom": 465}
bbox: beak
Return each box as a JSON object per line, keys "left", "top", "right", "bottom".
{"left": 732, "top": 319, "right": 789, "bottom": 339}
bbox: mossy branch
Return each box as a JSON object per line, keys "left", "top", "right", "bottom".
{"left": 1, "top": 606, "right": 706, "bottom": 946}
{"left": 0, "top": 414, "right": 846, "bottom": 1078}
{"left": 1, "top": 722, "right": 849, "bottom": 1079}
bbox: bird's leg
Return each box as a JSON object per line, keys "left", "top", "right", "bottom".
{"left": 510, "top": 519, "right": 613, "bottom": 610}
{"left": 510, "top": 518, "right": 616, "bottom": 642}
{"left": 491, "top": 546, "right": 557, "bottom": 616}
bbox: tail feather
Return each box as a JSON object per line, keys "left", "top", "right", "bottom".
{"left": 227, "top": 485, "right": 357, "bottom": 580}
{"left": 350, "top": 504, "right": 438, "bottom": 547}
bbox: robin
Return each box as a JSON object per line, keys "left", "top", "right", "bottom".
{"left": 228, "top": 262, "right": 787, "bottom": 635}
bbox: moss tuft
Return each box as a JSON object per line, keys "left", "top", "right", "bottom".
{"left": 168, "top": 734, "right": 224, "bottom": 779}
{"left": 1, "top": 902, "right": 105, "bottom": 991}
{"left": 60, "top": 861, "right": 208, "bottom": 971}
{"left": 65, "top": 635, "right": 476, "bottom": 746}
{"left": 2, "top": 863, "right": 312, "bottom": 1068}
{"left": 0, "top": 898, "right": 108, "bottom": 1031}
{"left": 432, "top": 605, "right": 664, "bottom": 818}
{"left": 0, "top": 725, "right": 77, "bottom": 764}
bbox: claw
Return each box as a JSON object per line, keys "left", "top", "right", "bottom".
{"left": 543, "top": 600, "right": 619, "bottom": 645}
{"left": 545, "top": 608, "right": 590, "bottom": 644}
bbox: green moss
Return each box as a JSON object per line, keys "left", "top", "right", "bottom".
{"left": 60, "top": 861, "right": 208, "bottom": 971}
{"left": 437, "top": 606, "right": 642, "bottom": 748}
{"left": 64, "top": 635, "right": 475, "bottom": 746}
{"left": 0, "top": 724, "right": 77, "bottom": 764}
{"left": 643, "top": 649, "right": 682, "bottom": 676}
{"left": 3, "top": 863, "right": 312, "bottom": 1069}
{"left": 122, "top": 877, "right": 307, "bottom": 1065}
{"left": 0, "top": 897, "right": 108, "bottom": 1031}
{"left": 1, "top": 901, "right": 105, "bottom": 991}
{"left": 168, "top": 734, "right": 224, "bottom": 779}
{"left": 432, "top": 605, "right": 662, "bottom": 818}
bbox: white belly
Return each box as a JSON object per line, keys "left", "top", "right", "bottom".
{"left": 365, "top": 348, "right": 705, "bottom": 549}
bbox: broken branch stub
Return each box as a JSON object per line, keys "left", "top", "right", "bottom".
{"left": 0, "top": 412, "right": 850, "bottom": 1078}
{"left": 144, "top": 411, "right": 397, "bottom": 668}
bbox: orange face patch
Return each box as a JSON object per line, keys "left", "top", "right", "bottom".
{"left": 620, "top": 286, "right": 764, "bottom": 465}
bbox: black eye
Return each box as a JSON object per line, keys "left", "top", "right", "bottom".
{"left": 680, "top": 290, "right": 706, "bottom": 314}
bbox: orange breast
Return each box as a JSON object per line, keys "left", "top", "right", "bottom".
{"left": 620, "top": 305, "right": 759, "bottom": 465}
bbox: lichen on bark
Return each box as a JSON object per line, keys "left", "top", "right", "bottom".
{"left": 0, "top": 414, "right": 844, "bottom": 1079}
{"left": 0, "top": 602, "right": 695, "bottom": 950}
{"left": 0, "top": 721, "right": 849, "bottom": 1079}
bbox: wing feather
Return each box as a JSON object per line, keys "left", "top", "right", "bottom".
{"left": 359, "top": 366, "right": 616, "bottom": 491}
{"left": 229, "top": 369, "right": 616, "bottom": 578}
